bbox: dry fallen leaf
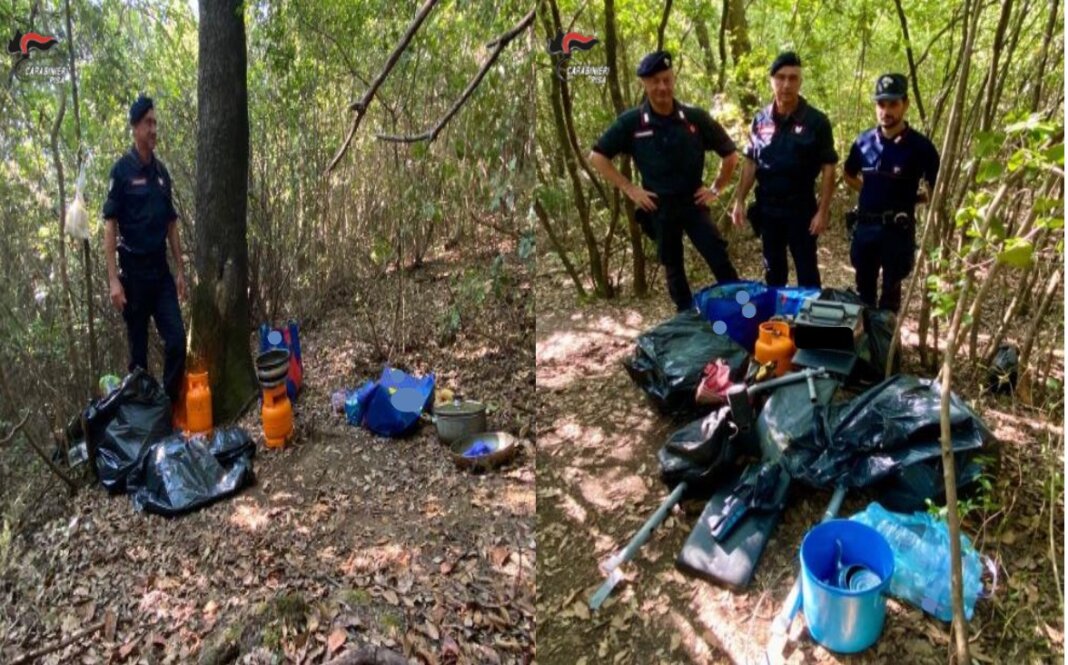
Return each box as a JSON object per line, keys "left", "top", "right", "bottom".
{"left": 103, "top": 609, "right": 117, "bottom": 642}
{"left": 115, "top": 639, "right": 138, "bottom": 662}
{"left": 327, "top": 627, "right": 347, "bottom": 655}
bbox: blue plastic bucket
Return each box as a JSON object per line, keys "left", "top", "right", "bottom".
{"left": 800, "top": 519, "right": 894, "bottom": 653}
{"left": 693, "top": 280, "right": 775, "bottom": 351}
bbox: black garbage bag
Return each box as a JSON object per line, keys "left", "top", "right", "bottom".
{"left": 87, "top": 368, "right": 174, "bottom": 492}
{"left": 781, "top": 375, "right": 995, "bottom": 497}
{"left": 872, "top": 453, "right": 986, "bottom": 512}
{"left": 624, "top": 310, "right": 749, "bottom": 415}
{"left": 755, "top": 376, "right": 842, "bottom": 461}
{"left": 987, "top": 344, "right": 1019, "bottom": 393}
{"left": 658, "top": 406, "right": 751, "bottom": 497}
{"left": 815, "top": 288, "right": 898, "bottom": 383}
{"left": 126, "top": 426, "right": 255, "bottom": 517}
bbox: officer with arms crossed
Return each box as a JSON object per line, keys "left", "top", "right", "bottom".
{"left": 103, "top": 95, "right": 188, "bottom": 404}
{"left": 589, "top": 50, "right": 740, "bottom": 312}
{"left": 732, "top": 51, "right": 837, "bottom": 288}
{"left": 843, "top": 73, "right": 940, "bottom": 312}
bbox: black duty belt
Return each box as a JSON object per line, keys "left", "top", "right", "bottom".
{"left": 652, "top": 191, "right": 701, "bottom": 207}
{"left": 857, "top": 210, "right": 915, "bottom": 226}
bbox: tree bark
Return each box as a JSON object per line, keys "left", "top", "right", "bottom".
{"left": 48, "top": 93, "right": 79, "bottom": 388}
{"left": 1031, "top": 0, "right": 1060, "bottom": 112}
{"left": 887, "top": 0, "right": 981, "bottom": 378}
{"left": 938, "top": 283, "right": 971, "bottom": 665}
{"left": 191, "top": 0, "right": 257, "bottom": 420}
{"left": 693, "top": 15, "right": 716, "bottom": 80}
{"left": 983, "top": 229, "right": 1048, "bottom": 363}
{"left": 604, "top": 0, "right": 646, "bottom": 296}
{"left": 892, "top": 0, "right": 928, "bottom": 127}
{"left": 1017, "top": 267, "right": 1061, "bottom": 384}
{"left": 541, "top": 0, "right": 611, "bottom": 297}
{"left": 64, "top": 0, "right": 97, "bottom": 397}
{"left": 533, "top": 199, "right": 587, "bottom": 296}
{"left": 724, "top": 0, "right": 756, "bottom": 110}
{"left": 656, "top": 0, "right": 673, "bottom": 52}
{"left": 716, "top": 0, "right": 728, "bottom": 92}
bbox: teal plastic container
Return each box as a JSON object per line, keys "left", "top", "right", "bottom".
{"left": 800, "top": 519, "right": 895, "bottom": 653}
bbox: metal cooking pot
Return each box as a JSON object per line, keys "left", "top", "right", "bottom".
{"left": 433, "top": 399, "right": 487, "bottom": 444}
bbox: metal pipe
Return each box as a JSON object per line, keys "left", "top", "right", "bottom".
{"left": 589, "top": 481, "right": 688, "bottom": 610}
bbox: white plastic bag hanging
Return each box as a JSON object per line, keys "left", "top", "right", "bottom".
{"left": 65, "top": 162, "right": 89, "bottom": 240}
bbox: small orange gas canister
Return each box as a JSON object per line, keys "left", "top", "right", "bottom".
{"left": 185, "top": 371, "right": 213, "bottom": 435}
{"left": 754, "top": 320, "right": 796, "bottom": 376}
{"left": 262, "top": 384, "right": 293, "bottom": 449}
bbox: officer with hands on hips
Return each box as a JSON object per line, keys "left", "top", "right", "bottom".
{"left": 589, "top": 50, "right": 740, "bottom": 312}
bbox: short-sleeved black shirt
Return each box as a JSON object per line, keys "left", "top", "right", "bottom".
{"left": 102, "top": 147, "right": 178, "bottom": 261}
{"left": 592, "top": 99, "right": 736, "bottom": 197}
{"left": 844, "top": 124, "right": 940, "bottom": 214}
{"left": 744, "top": 96, "right": 837, "bottom": 204}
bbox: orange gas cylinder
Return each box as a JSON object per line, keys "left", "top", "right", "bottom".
{"left": 185, "top": 371, "right": 213, "bottom": 435}
{"left": 755, "top": 320, "right": 796, "bottom": 376}
{"left": 262, "top": 384, "right": 293, "bottom": 449}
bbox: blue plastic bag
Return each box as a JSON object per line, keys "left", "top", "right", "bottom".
{"left": 772, "top": 286, "right": 821, "bottom": 317}
{"left": 851, "top": 502, "right": 991, "bottom": 622}
{"left": 693, "top": 280, "right": 775, "bottom": 351}
{"left": 344, "top": 380, "right": 378, "bottom": 426}
{"left": 360, "top": 367, "right": 435, "bottom": 437}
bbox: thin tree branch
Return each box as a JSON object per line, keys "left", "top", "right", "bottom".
{"left": 0, "top": 411, "right": 30, "bottom": 448}
{"left": 324, "top": 0, "right": 440, "bottom": 173}
{"left": 10, "top": 620, "right": 105, "bottom": 665}
{"left": 376, "top": 7, "right": 535, "bottom": 144}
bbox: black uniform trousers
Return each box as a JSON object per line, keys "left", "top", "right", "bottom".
{"left": 850, "top": 218, "right": 916, "bottom": 313}
{"left": 119, "top": 251, "right": 185, "bottom": 404}
{"left": 637, "top": 199, "right": 739, "bottom": 312}
{"left": 757, "top": 203, "right": 821, "bottom": 289}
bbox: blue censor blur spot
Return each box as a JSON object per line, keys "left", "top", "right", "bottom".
{"left": 390, "top": 387, "right": 426, "bottom": 413}
{"left": 713, "top": 320, "right": 728, "bottom": 335}
{"left": 742, "top": 303, "right": 757, "bottom": 319}
{"left": 735, "top": 290, "right": 751, "bottom": 305}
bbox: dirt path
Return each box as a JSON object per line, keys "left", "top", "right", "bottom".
{"left": 536, "top": 229, "right": 1064, "bottom": 663}
{"left": 0, "top": 254, "right": 535, "bottom": 664}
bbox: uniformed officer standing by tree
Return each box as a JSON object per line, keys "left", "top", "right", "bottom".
{"left": 843, "top": 73, "right": 940, "bottom": 313}
{"left": 732, "top": 52, "right": 837, "bottom": 288}
{"left": 103, "top": 95, "right": 187, "bottom": 404}
{"left": 589, "top": 51, "right": 740, "bottom": 312}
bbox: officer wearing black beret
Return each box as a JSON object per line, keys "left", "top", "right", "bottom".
{"left": 843, "top": 73, "right": 940, "bottom": 312}
{"left": 732, "top": 52, "right": 837, "bottom": 288}
{"left": 102, "top": 95, "right": 187, "bottom": 403}
{"left": 589, "top": 50, "right": 740, "bottom": 312}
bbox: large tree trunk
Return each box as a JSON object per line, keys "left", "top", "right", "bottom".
{"left": 191, "top": 0, "right": 256, "bottom": 420}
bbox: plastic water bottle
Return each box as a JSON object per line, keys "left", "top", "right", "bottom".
{"left": 851, "top": 502, "right": 983, "bottom": 622}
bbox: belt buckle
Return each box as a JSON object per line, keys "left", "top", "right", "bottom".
{"left": 893, "top": 212, "right": 910, "bottom": 226}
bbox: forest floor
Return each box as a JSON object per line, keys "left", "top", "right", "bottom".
{"left": 0, "top": 249, "right": 536, "bottom": 664}
{"left": 536, "top": 225, "right": 1064, "bottom": 664}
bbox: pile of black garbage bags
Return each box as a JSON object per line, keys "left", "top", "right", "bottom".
{"left": 70, "top": 368, "right": 255, "bottom": 517}
{"left": 624, "top": 287, "right": 996, "bottom": 512}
